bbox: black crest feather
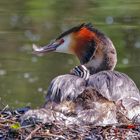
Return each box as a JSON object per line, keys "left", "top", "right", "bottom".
{"left": 56, "top": 23, "right": 84, "bottom": 39}
{"left": 56, "top": 23, "right": 94, "bottom": 40}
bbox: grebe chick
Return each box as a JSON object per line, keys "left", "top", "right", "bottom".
{"left": 33, "top": 23, "right": 140, "bottom": 124}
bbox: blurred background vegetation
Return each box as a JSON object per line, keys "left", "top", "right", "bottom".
{"left": 0, "top": 0, "right": 140, "bottom": 108}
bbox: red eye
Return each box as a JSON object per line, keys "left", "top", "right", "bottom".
{"left": 60, "top": 39, "right": 64, "bottom": 44}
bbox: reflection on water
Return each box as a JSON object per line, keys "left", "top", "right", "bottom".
{"left": 0, "top": 0, "right": 140, "bottom": 108}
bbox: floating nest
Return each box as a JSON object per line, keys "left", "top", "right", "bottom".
{"left": 0, "top": 106, "right": 140, "bottom": 140}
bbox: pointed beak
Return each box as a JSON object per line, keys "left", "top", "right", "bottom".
{"left": 32, "top": 39, "right": 64, "bottom": 54}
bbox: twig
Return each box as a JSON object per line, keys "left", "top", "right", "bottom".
{"left": 25, "top": 124, "right": 42, "bottom": 140}
{"left": 0, "top": 105, "right": 9, "bottom": 113}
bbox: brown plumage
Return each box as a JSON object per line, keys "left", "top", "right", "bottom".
{"left": 32, "top": 23, "right": 140, "bottom": 125}
{"left": 44, "top": 70, "right": 140, "bottom": 125}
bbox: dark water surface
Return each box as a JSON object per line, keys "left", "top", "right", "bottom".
{"left": 0, "top": 0, "right": 140, "bottom": 108}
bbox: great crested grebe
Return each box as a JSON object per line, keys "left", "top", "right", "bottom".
{"left": 32, "top": 23, "right": 140, "bottom": 125}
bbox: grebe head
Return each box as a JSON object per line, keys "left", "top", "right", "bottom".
{"left": 33, "top": 23, "right": 117, "bottom": 74}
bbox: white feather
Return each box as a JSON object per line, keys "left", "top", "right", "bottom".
{"left": 32, "top": 44, "right": 43, "bottom": 52}
{"left": 55, "top": 35, "right": 72, "bottom": 53}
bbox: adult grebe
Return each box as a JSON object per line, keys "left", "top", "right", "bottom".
{"left": 32, "top": 23, "right": 140, "bottom": 125}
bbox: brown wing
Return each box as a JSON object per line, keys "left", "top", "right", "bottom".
{"left": 45, "top": 74, "right": 86, "bottom": 103}
{"left": 88, "top": 70, "right": 140, "bottom": 109}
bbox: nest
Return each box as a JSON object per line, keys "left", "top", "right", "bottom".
{"left": 0, "top": 106, "right": 140, "bottom": 140}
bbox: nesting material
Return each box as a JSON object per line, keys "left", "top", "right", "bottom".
{"left": 0, "top": 106, "right": 140, "bottom": 140}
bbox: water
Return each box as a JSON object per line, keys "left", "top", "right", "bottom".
{"left": 0, "top": 0, "right": 140, "bottom": 108}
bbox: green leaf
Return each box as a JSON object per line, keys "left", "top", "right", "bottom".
{"left": 10, "top": 122, "right": 21, "bottom": 130}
